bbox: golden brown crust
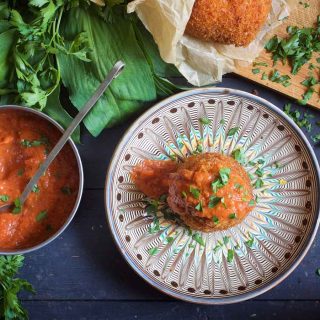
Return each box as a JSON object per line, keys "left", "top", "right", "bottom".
{"left": 185, "top": 0, "right": 272, "bottom": 47}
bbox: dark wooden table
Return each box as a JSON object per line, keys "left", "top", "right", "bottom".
{"left": 20, "top": 75, "right": 320, "bottom": 319}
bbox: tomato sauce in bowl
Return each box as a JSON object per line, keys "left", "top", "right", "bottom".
{"left": 0, "top": 107, "right": 82, "bottom": 252}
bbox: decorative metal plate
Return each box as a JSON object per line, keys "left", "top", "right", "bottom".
{"left": 105, "top": 88, "right": 320, "bottom": 304}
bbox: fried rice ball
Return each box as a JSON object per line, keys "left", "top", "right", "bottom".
{"left": 185, "top": 0, "right": 272, "bottom": 47}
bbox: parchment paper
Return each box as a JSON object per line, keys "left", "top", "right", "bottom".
{"left": 127, "top": 0, "right": 296, "bottom": 86}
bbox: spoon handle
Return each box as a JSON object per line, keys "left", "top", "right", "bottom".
{"left": 20, "top": 61, "right": 125, "bottom": 204}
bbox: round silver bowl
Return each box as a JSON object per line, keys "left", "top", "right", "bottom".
{"left": 0, "top": 105, "right": 84, "bottom": 255}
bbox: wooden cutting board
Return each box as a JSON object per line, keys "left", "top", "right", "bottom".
{"left": 235, "top": 0, "right": 320, "bottom": 108}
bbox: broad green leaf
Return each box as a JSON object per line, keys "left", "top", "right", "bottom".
{"left": 44, "top": 86, "right": 80, "bottom": 143}
{"left": 0, "top": 29, "right": 16, "bottom": 88}
{"left": 58, "top": 7, "right": 157, "bottom": 136}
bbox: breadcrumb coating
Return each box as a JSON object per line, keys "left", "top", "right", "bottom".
{"left": 185, "top": 0, "right": 272, "bottom": 47}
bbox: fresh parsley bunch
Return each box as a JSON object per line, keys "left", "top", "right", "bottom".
{"left": 0, "top": 255, "right": 34, "bottom": 320}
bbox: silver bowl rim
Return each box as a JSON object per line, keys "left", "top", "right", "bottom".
{"left": 104, "top": 87, "right": 320, "bottom": 305}
{"left": 0, "top": 105, "right": 84, "bottom": 255}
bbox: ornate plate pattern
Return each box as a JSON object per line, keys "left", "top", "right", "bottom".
{"left": 105, "top": 88, "right": 320, "bottom": 304}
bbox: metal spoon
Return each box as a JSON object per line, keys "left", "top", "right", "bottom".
{"left": 0, "top": 60, "right": 125, "bottom": 213}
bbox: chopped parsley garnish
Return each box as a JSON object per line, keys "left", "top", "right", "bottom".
{"left": 36, "top": 210, "right": 47, "bottom": 222}
{"left": 181, "top": 191, "right": 187, "bottom": 198}
{"left": 253, "top": 61, "right": 268, "bottom": 67}
{"left": 0, "top": 195, "right": 9, "bottom": 202}
{"left": 245, "top": 233, "right": 255, "bottom": 247}
{"left": 166, "top": 236, "right": 174, "bottom": 243}
{"left": 21, "top": 136, "right": 49, "bottom": 148}
{"left": 252, "top": 68, "right": 260, "bottom": 74}
{"left": 298, "top": 87, "right": 314, "bottom": 105}
{"left": 199, "top": 117, "right": 211, "bottom": 125}
{"left": 299, "top": 1, "right": 310, "bottom": 8}
{"left": 229, "top": 213, "right": 237, "bottom": 219}
{"left": 255, "top": 168, "right": 263, "bottom": 177}
{"left": 212, "top": 215, "right": 219, "bottom": 225}
{"left": 195, "top": 201, "right": 202, "bottom": 211}
{"left": 220, "top": 119, "right": 225, "bottom": 125}
{"left": 248, "top": 199, "right": 256, "bottom": 206}
{"left": 268, "top": 70, "right": 291, "bottom": 87}
{"left": 32, "top": 184, "right": 40, "bottom": 193}
{"left": 284, "top": 103, "right": 312, "bottom": 131}
{"left": 234, "top": 183, "right": 243, "bottom": 190}
{"left": 265, "top": 18, "right": 320, "bottom": 75}
{"left": 189, "top": 186, "right": 200, "bottom": 199}
{"left": 227, "top": 249, "right": 234, "bottom": 263}
{"left": 312, "top": 134, "right": 320, "bottom": 144}
{"left": 255, "top": 178, "right": 264, "bottom": 188}
{"left": 17, "top": 168, "right": 24, "bottom": 176}
{"left": 232, "top": 148, "right": 246, "bottom": 165}
{"left": 227, "top": 127, "right": 239, "bottom": 137}
{"left": 211, "top": 179, "right": 223, "bottom": 193}
{"left": 192, "top": 233, "right": 205, "bottom": 246}
{"left": 12, "top": 198, "right": 22, "bottom": 214}
{"left": 221, "top": 197, "right": 227, "bottom": 208}
{"left": 261, "top": 72, "right": 268, "bottom": 80}
{"left": 148, "top": 218, "right": 160, "bottom": 234}
{"left": 223, "top": 236, "right": 230, "bottom": 245}
{"left": 219, "top": 168, "right": 231, "bottom": 185}
{"left": 208, "top": 195, "right": 222, "bottom": 208}
{"left": 148, "top": 247, "right": 159, "bottom": 256}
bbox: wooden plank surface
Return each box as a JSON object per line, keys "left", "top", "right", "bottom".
{"left": 235, "top": 0, "right": 320, "bottom": 109}
{"left": 18, "top": 76, "right": 320, "bottom": 318}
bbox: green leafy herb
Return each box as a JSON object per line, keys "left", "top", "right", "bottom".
{"left": 181, "top": 191, "right": 187, "bottom": 198}
{"left": 232, "top": 148, "right": 246, "bottom": 165}
{"left": 317, "top": 58, "right": 320, "bottom": 64}
{"left": 32, "top": 184, "right": 40, "bottom": 193}
{"left": 212, "top": 215, "right": 219, "bottom": 225}
{"left": 219, "top": 168, "right": 231, "bottom": 185}
{"left": 192, "top": 233, "right": 205, "bottom": 246}
{"left": 211, "top": 179, "right": 223, "bottom": 193}
{"left": 229, "top": 213, "right": 237, "bottom": 219}
{"left": 195, "top": 201, "right": 203, "bottom": 211}
{"left": 21, "top": 136, "right": 48, "bottom": 148}
{"left": 252, "top": 68, "right": 260, "bottom": 74}
{"left": 221, "top": 197, "right": 227, "bottom": 209}
{"left": 199, "top": 117, "right": 211, "bottom": 125}
{"left": 245, "top": 234, "right": 255, "bottom": 247}
{"left": 311, "top": 134, "right": 320, "bottom": 143}
{"left": 12, "top": 198, "right": 22, "bottom": 214}
{"left": 189, "top": 186, "right": 200, "bottom": 199}
{"left": 17, "top": 168, "right": 24, "bottom": 177}
{"left": 268, "top": 69, "right": 291, "bottom": 87}
{"left": 0, "top": 255, "right": 35, "bottom": 320}
{"left": 0, "top": 194, "right": 9, "bottom": 202}
{"left": 36, "top": 210, "right": 47, "bottom": 222}
{"left": 284, "top": 103, "right": 312, "bottom": 131}
{"left": 227, "top": 249, "right": 234, "bottom": 263}
{"left": 208, "top": 195, "right": 222, "bottom": 208}
{"left": 220, "top": 119, "right": 225, "bottom": 125}
{"left": 255, "top": 168, "right": 263, "bottom": 177}
{"left": 255, "top": 178, "right": 264, "bottom": 188}
{"left": 261, "top": 72, "right": 268, "bottom": 80}
{"left": 166, "top": 236, "right": 174, "bottom": 244}
{"left": 223, "top": 236, "right": 230, "bottom": 245}
{"left": 253, "top": 61, "right": 269, "bottom": 67}
{"left": 148, "top": 247, "right": 159, "bottom": 256}
{"left": 298, "top": 87, "right": 314, "bottom": 105}
{"left": 299, "top": 1, "right": 310, "bottom": 8}
{"left": 234, "top": 183, "right": 243, "bottom": 190}
{"left": 248, "top": 199, "right": 256, "bottom": 206}
{"left": 227, "top": 127, "right": 239, "bottom": 137}
{"left": 265, "top": 17, "right": 320, "bottom": 75}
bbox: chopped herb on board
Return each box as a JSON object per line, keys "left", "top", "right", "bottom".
{"left": 253, "top": 62, "right": 269, "bottom": 67}
{"left": 298, "top": 87, "right": 315, "bottom": 105}
{"left": 268, "top": 70, "right": 291, "bottom": 87}
{"left": 265, "top": 17, "right": 320, "bottom": 75}
{"left": 252, "top": 68, "right": 260, "bottom": 74}
{"left": 0, "top": 195, "right": 9, "bottom": 202}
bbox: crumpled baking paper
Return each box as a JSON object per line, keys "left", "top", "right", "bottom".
{"left": 127, "top": 0, "right": 295, "bottom": 86}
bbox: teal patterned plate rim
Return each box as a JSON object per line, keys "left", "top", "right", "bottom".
{"left": 105, "top": 87, "right": 320, "bottom": 304}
